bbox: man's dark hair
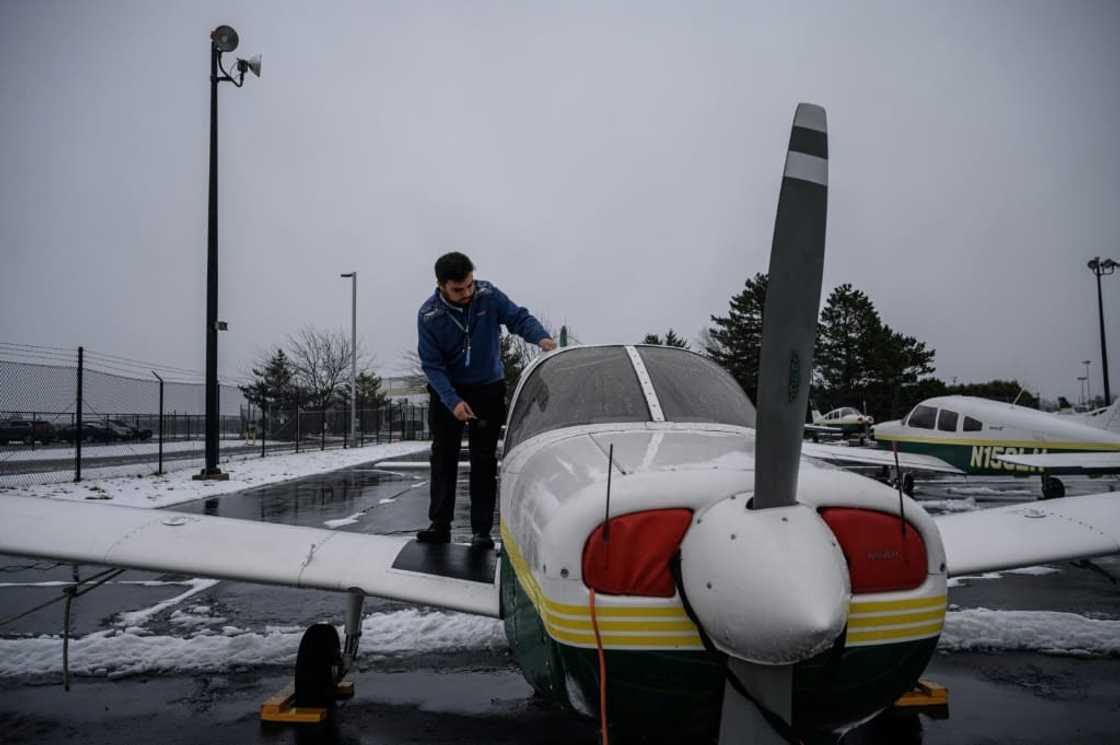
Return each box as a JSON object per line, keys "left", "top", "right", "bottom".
{"left": 434, "top": 252, "right": 475, "bottom": 284}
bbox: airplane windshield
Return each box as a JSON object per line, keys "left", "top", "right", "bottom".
{"left": 505, "top": 347, "right": 650, "bottom": 450}
{"left": 638, "top": 346, "right": 756, "bottom": 427}
{"left": 839, "top": 407, "right": 860, "bottom": 417}
{"left": 906, "top": 405, "right": 937, "bottom": 429}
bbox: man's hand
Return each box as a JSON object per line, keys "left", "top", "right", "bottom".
{"left": 539, "top": 338, "right": 557, "bottom": 352}
{"left": 452, "top": 401, "right": 476, "bottom": 422}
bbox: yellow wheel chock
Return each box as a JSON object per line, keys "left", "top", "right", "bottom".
{"left": 260, "top": 680, "right": 354, "bottom": 723}
{"left": 894, "top": 678, "right": 949, "bottom": 717}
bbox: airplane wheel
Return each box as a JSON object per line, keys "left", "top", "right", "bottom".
{"left": 902, "top": 472, "right": 915, "bottom": 497}
{"left": 294, "top": 623, "right": 341, "bottom": 708}
{"left": 1042, "top": 476, "right": 1065, "bottom": 500}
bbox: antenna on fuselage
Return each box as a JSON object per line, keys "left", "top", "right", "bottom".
{"left": 602, "top": 443, "right": 614, "bottom": 543}
{"left": 891, "top": 440, "right": 907, "bottom": 539}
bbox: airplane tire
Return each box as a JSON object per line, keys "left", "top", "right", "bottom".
{"left": 1042, "top": 476, "right": 1065, "bottom": 500}
{"left": 902, "top": 472, "right": 914, "bottom": 497}
{"left": 294, "top": 623, "right": 341, "bottom": 708}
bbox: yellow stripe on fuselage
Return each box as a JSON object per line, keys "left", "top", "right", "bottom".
{"left": 850, "top": 595, "right": 946, "bottom": 613}
{"left": 500, "top": 523, "right": 703, "bottom": 649}
{"left": 846, "top": 622, "right": 944, "bottom": 644}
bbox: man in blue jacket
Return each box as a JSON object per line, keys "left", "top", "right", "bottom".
{"left": 416, "top": 252, "right": 555, "bottom": 549}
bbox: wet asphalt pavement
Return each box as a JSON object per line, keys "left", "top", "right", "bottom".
{"left": 1, "top": 456, "right": 1119, "bottom": 744}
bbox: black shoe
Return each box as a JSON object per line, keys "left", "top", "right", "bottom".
{"left": 470, "top": 533, "right": 495, "bottom": 550}
{"left": 416, "top": 524, "right": 451, "bottom": 544}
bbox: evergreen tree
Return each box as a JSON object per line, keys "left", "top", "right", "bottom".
{"left": 705, "top": 273, "right": 767, "bottom": 402}
{"left": 815, "top": 284, "right": 881, "bottom": 406}
{"left": 867, "top": 325, "right": 937, "bottom": 418}
{"left": 240, "top": 349, "right": 296, "bottom": 408}
{"left": 341, "top": 371, "right": 389, "bottom": 411}
{"left": 642, "top": 330, "right": 690, "bottom": 349}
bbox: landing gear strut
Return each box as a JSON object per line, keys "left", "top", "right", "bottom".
{"left": 1041, "top": 474, "right": 1065, "bottom": 500}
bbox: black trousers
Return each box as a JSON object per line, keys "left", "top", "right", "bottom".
{"left": 428, "top": 380, "right": 506, "bottom": 535}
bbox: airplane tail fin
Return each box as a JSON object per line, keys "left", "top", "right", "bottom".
{"left": 812, "top": 409, "right": 823, "bottom": 422}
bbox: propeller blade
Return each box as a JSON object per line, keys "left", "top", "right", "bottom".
{"left": 754, "top": 103, "right": 829, "bottom": 509}
{"left": 717, "top": 661, "right": 796, "bottom": 745}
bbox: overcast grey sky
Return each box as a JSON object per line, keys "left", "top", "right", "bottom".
{"left": 2, "top": 1, "right": 1118, "bottom": 403}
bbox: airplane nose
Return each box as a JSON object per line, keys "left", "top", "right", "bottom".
{"left": 678, "top": 498, "right": 850, "bottom": 665}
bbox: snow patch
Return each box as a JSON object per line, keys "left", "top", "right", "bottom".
{"left": 1, "top": 441, "right": 430, "bottom": 509}
{"left": 940, "top": 608, "right": 1120, "bottom": 656}
{"left": 0, "top": 609, "right": 505, "bottom": 678}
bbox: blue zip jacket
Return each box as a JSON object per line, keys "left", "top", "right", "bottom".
{"left": 418, "top": 280, "right": 549, "bottom": 412}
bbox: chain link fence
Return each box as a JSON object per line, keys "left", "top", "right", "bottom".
{"left": 0, "top": 352, "right": 430, "bottom": 487}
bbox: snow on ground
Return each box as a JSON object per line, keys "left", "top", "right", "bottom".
{"left": 915, "top": 496, "right": 980, "bottom": 513}
{"left": 940, "top": 608, "right": 1120, "bottom": 656}
{"left": 3, "top": 602, "right": 1117, "bottom": 679}
{"left": 0, "top": 609, "right": 506, "bottom": 678}
{"left": 0, "top": 441, "right": 430, "bottom": 510}
{"left": 948, "top": 566, "right": 1062, "bottom": 588}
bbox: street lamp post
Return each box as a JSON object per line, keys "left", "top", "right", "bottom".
{"left": 197, "top": 25, "right": 261, "bottom": 480}
{"left": 341, "top": 272, "right": 358, "bottom": 446}
{"left": 1082, "top": 360, "right": 1092, "bottom": 407}
{"left": 1087, "top": 257, "right": 1117, "bottom": 406}
{"left": 1077, "top": 376, "right": 1088, "bottom": 407}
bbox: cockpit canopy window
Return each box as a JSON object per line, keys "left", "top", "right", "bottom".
{"left": 906, "top": 405, "right": 937, "bottom": 430}
{"left": 839, "top": 407, "right": 860, "bottom": 417}
{"left": 505, "top": 347, "right": 649, "bottom": 450}
{"left": 637, "top": 346, "right": 756, "bottom": 427}
{"left": 963, "top": 416, "right": 983, "bottom": 432}
{"left": 937, "top": 409, "right": 959, "bottom": 432}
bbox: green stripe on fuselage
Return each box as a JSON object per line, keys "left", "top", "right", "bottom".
{"left": 877, "top": 437, "right": 1116, "bottom": 476}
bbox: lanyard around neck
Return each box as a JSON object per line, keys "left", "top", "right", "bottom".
{"left": 440, "top": 293, "right": 473, "bottom": 365}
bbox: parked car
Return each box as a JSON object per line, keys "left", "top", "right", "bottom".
{"left": 107, "top": 418, "right": 153, "bottom": 441}
{"left": 57, "top": 421, "right": 116, "bottom": 443}
{"left": 0, "top": 418, "right": 56, "bottom": 445}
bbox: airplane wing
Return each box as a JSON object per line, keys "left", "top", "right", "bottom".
{"left": 801, "top": 442, "right": 964, "bottom": 474}
{"left": 935, "top": 491, "right": 1120, "bottom": 576}
{"left": 0, "top": 496, "right": 499, "bottom": 617}
{"left": 993, "top": 451, "right": 1120, "bottom": 475}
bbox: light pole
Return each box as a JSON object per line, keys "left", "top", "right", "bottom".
{"left": 1082, "top": 360, "right": 1092, "bottom": 407}
{"left": 197, "top": 26, "right": 261, "bottom": 480}
{"left": 341, "top": 272, "right": 358, "bottom": 446}
{"left": 1087, "top": 257, "right": 1117, "bottom": 406}
{"left": 1077, "top": 376, "right": 1088, "bottom": 407}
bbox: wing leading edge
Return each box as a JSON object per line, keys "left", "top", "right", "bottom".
{"left": 801, "top": 442, "right": 963, "bottom": 474}
{"left": 0, "top": 496, "right": 499, "bottom": 617}
{"left": 935, "top": 491, "right": 1120, "bottom": 576}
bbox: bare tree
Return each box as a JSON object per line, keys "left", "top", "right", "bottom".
{"left": 287, "top": 326, "right": 372, "bottom": 410}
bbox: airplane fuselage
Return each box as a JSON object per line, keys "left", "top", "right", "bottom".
{"left": 498, "top": 421, "right": 947, "bottom": 739}
{"left": 874, "top": 396, "right": 1120, "bottom": 477}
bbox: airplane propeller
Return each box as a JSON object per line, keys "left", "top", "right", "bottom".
{"left": 679, "top": 103, "right": 849, "bottom": 744}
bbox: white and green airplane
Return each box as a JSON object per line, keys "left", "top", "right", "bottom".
{"left": 871, "top": 395, "right": 1120, "bottom": 498}
{"left": 2, "top": 105, "right": 1119, "bottom": 744}
{"left": 807, "top": 406, "right": 874, "bottom": 441}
